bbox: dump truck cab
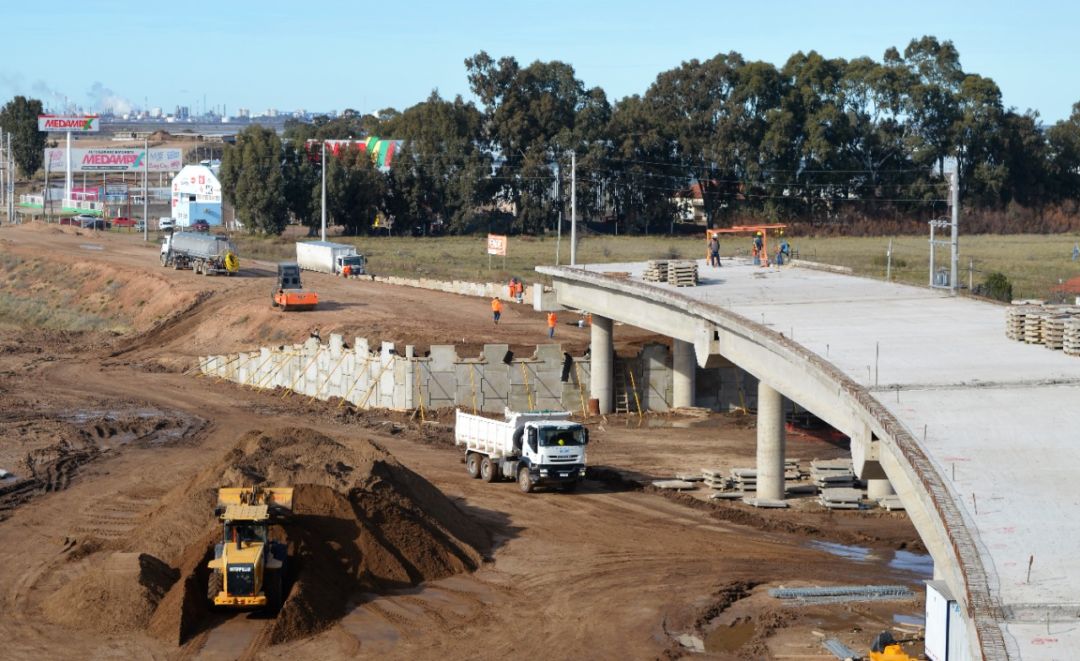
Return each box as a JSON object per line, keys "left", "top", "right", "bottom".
{"left": 206, "top": 487, "right": 292, "bottom": 610}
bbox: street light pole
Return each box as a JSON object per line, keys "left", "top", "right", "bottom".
{"left": 320, "top": 141, "right": 327, "bottom": 242}
{"left": 570, "top": 150, "right": 577, "bottom": 266}
{"left": 143, "top": 137, "right": 149, "bottom": 242}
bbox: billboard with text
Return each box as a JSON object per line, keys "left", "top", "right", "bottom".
{"left": 37, "top": 115, "right": 100, "bottom": 132}
{"left": 44, "top": 148, "right": 184, "bottom": 173}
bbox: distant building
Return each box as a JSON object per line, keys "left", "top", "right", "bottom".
{"left": 175, "top": 106, "right": 190, "bottom": 120}
{"left": 237, "top": 107, "right": 250, "bottom": 118}
{"left": 150, "top": 107, "right": 163, "bottom": 119}
{"left": 171, "top": 165, "right": 223, "bottom": 227}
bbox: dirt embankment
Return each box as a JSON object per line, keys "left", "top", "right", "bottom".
{"left": 42, "top": 426, "right": 488, "bottom": 651}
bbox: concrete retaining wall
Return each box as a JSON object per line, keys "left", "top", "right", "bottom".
{"left": 369, "top": 274, "right": 561, "bottom": 312}
{"left": 200, "top": 335, "right": 752, "bottom": 413}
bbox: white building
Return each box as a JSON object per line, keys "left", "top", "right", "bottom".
{"left": 170, "top": 165, "right": 222, "bottom": 227}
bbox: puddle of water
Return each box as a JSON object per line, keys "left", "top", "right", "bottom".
{"left": 889, "top": 550, "right": 934, "bottom": 578}
{"left": 808, "top": 541, "right": 933, "bottom": 579}
{"left": 893, "top": 613, "right": 926, "bottom": 626}
{"left": 705, "top": 619, "right": 756, "bottom": 653}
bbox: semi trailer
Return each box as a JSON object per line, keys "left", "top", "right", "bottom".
{"left": 455, "top": 409, "right": 589, "bottom": 493}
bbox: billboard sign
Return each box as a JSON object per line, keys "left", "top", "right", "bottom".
{"left": 487, "top": 234, "right": 507, "bottom": 256}
{"left": 37, "top": 115, "right": 100, "bottom": 132}
{"left": 45, "top": 148, "right": 184, "bottom": 173}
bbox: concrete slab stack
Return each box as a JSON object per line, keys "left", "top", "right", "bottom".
{"left": 1006, "top": 304, "right": 1041, "bottom": 341}
{"left": 667, "top": 261, "right": 699, "bottom": 287}
{"left": 641, "top": 260, "right": 669, "bottom": 283}
{"left": 1065, "top": 318, "right": 1080, "bottom": 357}
{"left": 1023, "top": 310, "right": 1047, "bottom": 344}
{"left": 819, "top": 487, "right": 866, "bottom": 509}
{"left": 810, "top": 458, "right": 857, "bottom": 489}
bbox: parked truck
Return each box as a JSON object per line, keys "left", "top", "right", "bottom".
{"left": 160, "top": 232, "right": 239, "bottom": 275}
{"left": 455, "top": 408, "right": 589, "bottom": 493}
{"left": 295, "top": 241, "right": 366, "bottom": 276}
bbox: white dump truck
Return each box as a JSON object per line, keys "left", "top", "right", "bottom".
{"left": 160, "top": 232, "right": 239, "bottom": 275}
{"left": 295, "top": 241, "right": 366, "bottom": 276}
{"left": 455, "top": 409, "right": 589, "bottom": 493}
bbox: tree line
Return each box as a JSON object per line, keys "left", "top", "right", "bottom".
{"left": 7, "top": 36, "right": 1080, "bottom": 236}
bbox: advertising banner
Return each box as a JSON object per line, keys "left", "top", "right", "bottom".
{"left": 44, "top": 148, "right": 184, "bottom": 173}
{"left": 37, "top": 115, "right": 100, "bottom": 132}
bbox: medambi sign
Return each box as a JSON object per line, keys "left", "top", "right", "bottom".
{"left": 45, "top": 147, "right": 184, "bottom": 172}
{"left": 37, "top": 115, "right": 100, "bottom": 132}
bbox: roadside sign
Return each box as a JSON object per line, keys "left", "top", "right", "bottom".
{"left": 487, "top": 234, "right": 507, "bottom": 256}
{"left": 37, "top": 115, "right": 100, "bottom": 132}
{"left": 45, "top": 148, "right": 183, "bottom": 173}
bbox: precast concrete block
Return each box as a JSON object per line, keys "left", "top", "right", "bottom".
{"left": 532, "top": 344, "right": 565, "bottom": 364}
{"left": 482, "top": 344, "right": 510, "bottom": 365}
{"left": 426, "top": 370, "right": 457, "bottom": 407}
{"left": 429, "top": 345, "right": 458, "bottom": 371}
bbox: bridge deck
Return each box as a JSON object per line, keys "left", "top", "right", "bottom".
{"left": 574, "top": 259, "right": 1080, "bottom": 658}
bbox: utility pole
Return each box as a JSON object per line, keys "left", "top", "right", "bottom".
{"left": 143, "top": 137, "right": 149, "bottom": 242}
{"left": 949, "top": 169, "right": 959, "bottom": 292}
{"left": 570, "top": 150, "right": 577, "bottom": 266}
{"left": 555, "top": 159, "right": 562, "bottom": 266}
{"left": 320, "top": 141, "right": 327, "bottom": 242}
{"left": 0, "top": 128, "right": 5, "bottom": 220}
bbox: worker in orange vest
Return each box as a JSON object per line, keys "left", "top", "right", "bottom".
{"left": 342, "top": 264, "right": 352, "bottom": 278}
{"left": 514, "top": 280, "right": 525, "bottom": 304}
{"left": 492, "top": 298, "right": 503, "bottom": 325}
{"left": 547, "top": 311, "right": 557, "bottom": 338}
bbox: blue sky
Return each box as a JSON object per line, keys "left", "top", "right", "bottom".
{"left": 1, "top": 0, "right": 1077, "bottom": 123}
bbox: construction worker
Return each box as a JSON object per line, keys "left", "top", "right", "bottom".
{"left": 547, "top": 311, "right": 557, "bottom": 338}
{"left": 342, "top": 264, "right": 352, "bottom": 278}
{"left": 515, "top": 280, "right": 525, "bottom": 304}
{"left": 492, "top": 298, "right": 503, "bottom": 325}
{"left": 708, "top": 234, "right": 721, "bottom": 267}
{"left": 752, "top": 232, "right": 764, "bottom": 265}
{"left": 507, "top": 278, "right": 516, "bottom": 300}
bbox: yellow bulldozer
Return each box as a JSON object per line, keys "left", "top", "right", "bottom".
{"left": 206, "top": 486, "right": 293, "bottom": 610}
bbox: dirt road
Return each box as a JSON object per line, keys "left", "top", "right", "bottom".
{"left": 0, "top": 222, "right": 926, "bottom": 659}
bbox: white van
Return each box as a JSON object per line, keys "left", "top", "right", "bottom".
{"left": 158, "top": 217, "right": 175, "bottom": 231}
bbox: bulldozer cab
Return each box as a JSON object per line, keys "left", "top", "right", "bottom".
{"left": 277, "top": 263, "right": 303, "bottom": 289}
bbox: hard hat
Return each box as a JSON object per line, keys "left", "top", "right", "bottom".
{"left": 756, "top": 231, "right": 762, "bottom": 236}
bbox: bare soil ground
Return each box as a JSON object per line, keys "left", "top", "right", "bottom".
{"left": 0, "top": 222, "right": 926, "bottom": 659}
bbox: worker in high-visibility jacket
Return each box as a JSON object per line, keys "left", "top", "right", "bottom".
{"left": 547, "top": 311, "right": 557, "bottom": 338}
{"left": 492, "top": 298, "right": 503, "bottom": 325}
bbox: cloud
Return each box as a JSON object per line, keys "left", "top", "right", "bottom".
{"left": 87, "top": 81, "right": 134, "bottom": 115}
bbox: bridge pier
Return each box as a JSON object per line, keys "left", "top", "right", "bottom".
{"left": 672, "top": 339, "right": 696, "bottom": 408}
{"left": 756, "top": 381, "right": 786, "bottom": 501}
{"left": 867, "top": 478, "right": 895, "bottom": 500}
{"left": 590, "top": 314, "right": 613, "bottom": 414}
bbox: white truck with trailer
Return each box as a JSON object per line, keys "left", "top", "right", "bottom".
{"left": 160, "top": 232, "right": 239, "bottom": 275}
{"left": 295, "top": 241, "right": 366, "bottom": 276}
{"left": 454, "top": 409, "right": 589, "bottom": 493}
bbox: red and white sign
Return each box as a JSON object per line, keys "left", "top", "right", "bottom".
{"left": 487, "top": 234, "right": 508, "bottom": 256}
{"left": 45, "top": 148, "right": 183, "bottom": 173}
{"left": 37, "top": 115, "right": 100, "bottom": 132}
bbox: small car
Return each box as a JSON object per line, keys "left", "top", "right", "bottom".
{"left": 192, "top": 220, "right": 210, "bottom": 232}
{"left": 158, "top": 217, "right": 175, "bottom": 231}
{"left": 112, "top": 216, "right": 137, "bottom": 228}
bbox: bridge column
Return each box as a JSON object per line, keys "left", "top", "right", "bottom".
{"left": 756, "top": 381, "right": 786, "bottom": 501}
{"left": 590, "top": 314, "right": 613, "bottom": 414}
{"left": 867, "top": 479, "right": 895, "bottom": 500}
{"left": 672, "top": 339, "right": 696, "bottom": 408}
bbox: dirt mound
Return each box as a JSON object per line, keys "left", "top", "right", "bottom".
{"left": 43, "top": 552, "right": 178, "bottom": 634}
{"left": 135, "top": 427, "right": 487, "bottom": 647}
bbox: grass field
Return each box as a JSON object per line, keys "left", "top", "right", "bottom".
{"left": 231, "top": 229, "right": 1080, "bottom": 300}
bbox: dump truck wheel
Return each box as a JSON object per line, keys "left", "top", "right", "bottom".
{"left": 465, "top": 452, "right": 481, "bottom": 479}
{"left": 517, "top": 467, "right": 533, "bottom": 493}
{"left": 481, "top": 456, "right": 499, "bottom": 483}
{"left": 207, "top": 570, "right": 223, "bottom": 602}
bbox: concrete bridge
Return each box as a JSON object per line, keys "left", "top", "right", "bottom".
{"left": 538, "top": 259, "right": 1080, "bottom": 660}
